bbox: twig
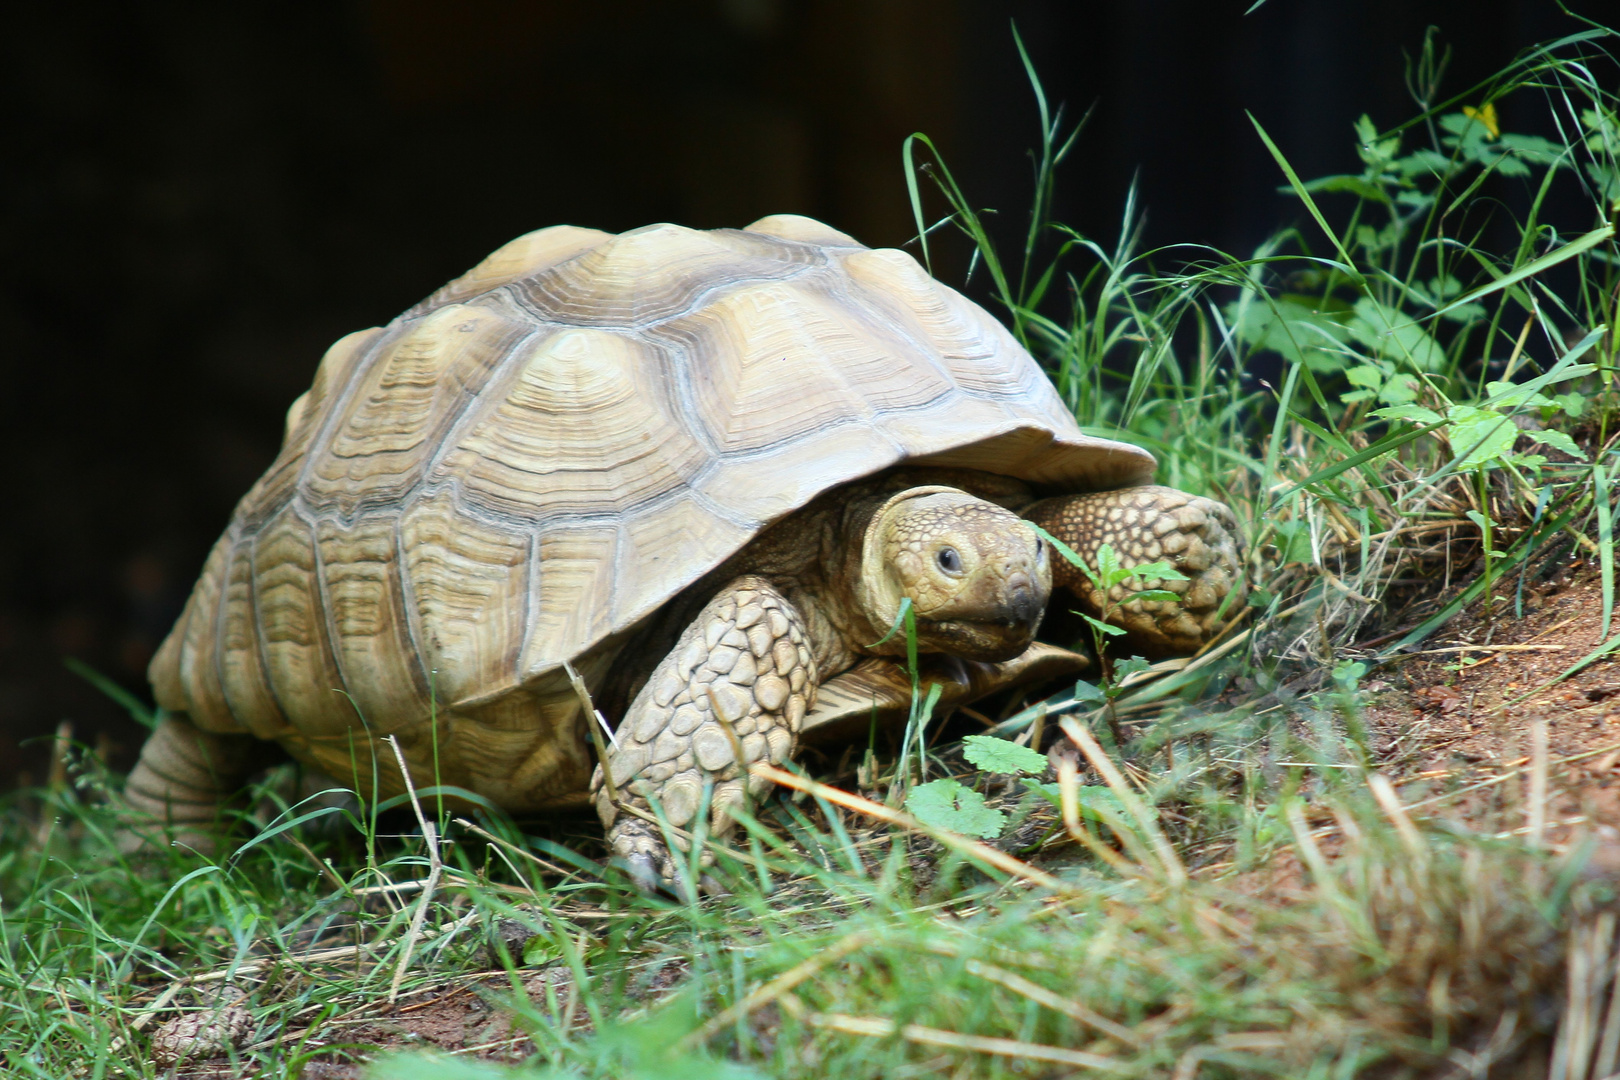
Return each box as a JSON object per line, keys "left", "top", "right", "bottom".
{"left": 808, "top": 1012, "right": 1124, "bottom": 1070}
{"left": 1367, "top": 774, "right": 1424, "bottom": 860}
{"left": 122, "top": 983, "right": 182, "bottom": 1036}
{"left": 749, "top": 763, "right": 1073, "bottom": 893}
{"left": 565, "top": 661, "right": 620, "bottom": 808}
{"left": 1403, "top": 740, "right": 1620, "bottom": 811}
{"left": 681, "top": 931, "right": 872, "bottom": 1048}
{"left": 1529, "top": 718, "right": 1549, "bottom": 851}
{"left": 1059, "top": 718, "right": 1185, "bottom": 887}
{"left": 384, "top": 735, "right": 443, "bottom": 1005}
{"left": 453, "top": 817, "right": 580, "bottom": 881}
{"left": 1406, "top": 643, "right": 1568, "bottom": 655}
{"left": 963, "top": 959, "right": 1141, "bottom": 1046}
{"left": 1056, "top": 751, "right": 1136, "bottom": 875}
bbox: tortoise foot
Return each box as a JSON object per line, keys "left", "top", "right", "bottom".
{"left": 1027, "top": 485, "right": 1245, "bottom": 655}
{"left": 609, "top": 817, "right": 678, "bottom": 892}
{"left": 594, "top": 575, "right": 818, "bottom": 878}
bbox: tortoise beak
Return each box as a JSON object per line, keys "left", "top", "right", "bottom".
{"left": 1002, "top": 570, "right": 1043, "bottom": 628}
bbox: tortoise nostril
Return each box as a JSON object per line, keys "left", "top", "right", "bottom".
{"left": 1003, "top": 572, "right": 1042, "bottom": 626}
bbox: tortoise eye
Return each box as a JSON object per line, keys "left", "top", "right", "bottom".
{"left": 936, "top": 547, "right": 963, "bottom": 574}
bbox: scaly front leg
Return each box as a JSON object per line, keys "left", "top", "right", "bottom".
{"left": 594, "top": 575, "right": 818, "bottom": 885}
{"left": 1026, "top": 486, "right": 1244, "bottom": 656}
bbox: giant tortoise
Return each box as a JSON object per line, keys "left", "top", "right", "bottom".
{"left": 128, "top": 214, "right": 1243, "bottom": 880}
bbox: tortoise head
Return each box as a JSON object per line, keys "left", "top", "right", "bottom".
{"left": 855, "top": 487, "right": 1052, "bottom": 663}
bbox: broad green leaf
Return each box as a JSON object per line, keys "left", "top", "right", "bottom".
{"left": 1271, "top": 520, "right": 1315, "bottom": 564}
{"left": 1526, "top": 428, "right": 1587, "bottom": 460}
{"left": 1370, "top": 404, "right": 1443, "bottom": 425}
{"left": 1025, "top": 780, "right": 1129, "bottom": 822}
{"left": 1396, "top": 147, "right": 1452, "bottom": 178}
{"left": 1482, "top": 379, "right": 1555, "bottom": 411}
{"left": 1113, "top": 656, "right": 1154, "bottom": 681}
{"left": 1130, "top": 590, "right": 1182, "bottom": 603}
{"left": 1445, "top": 405, "right": 1518, "bottom": 470}
{"left": 1081, "top": 614, "right": 1127, "bottom": 637}
{"left": 1226, "top": 294, "right": 1352, "bottom": 373}
{"left": 961, "top": 735, "right": 1048, "bottom": 777}
{"left": 1332, "top": 660, "right": 1368, "bottom": 689}
{"left": 1072, "top": 679, "right": 1107, "bottom": 704}
{"left": 1380, "top": 373, "right": 1420, "bottom": 405}
{"left": 1499, "top": 132, "right": 1565, "bottom": 166}
{"left": 1554, "top": 392, "right": 1586, "bottom": 418}
{"left": 1346, "top": 364, "right": 1385, "bottom": 390}
{"left": 522, "top": 935, "right": 561, "bottom": 967}
{"left": 1347, "top": 296, "right": 1444, "bottom": 371}
{"left": 1289, "top": 173, "right": 1392, "bottom": 205}
{"left": 1095, "top": 544, "right": 1123, "bottom": 587}
{"left": 1126, "top": 560, "right": 1190, "bottom": 582}
{"left": 905, "top": 778, "right": 1006, "bottom": 839}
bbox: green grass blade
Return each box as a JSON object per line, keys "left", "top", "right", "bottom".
{"left": 1248, "top": 112, "right": 1366, "bottom": 286}
{"left": 1270, "top": 419, "right": 1451, "bottom": 509}
{"left": 1600, "top": 455, "right": 1616, "bottom": 640}
{"left": 63, "top": 659, "right": 156, "bottom": 730}
{"left": 1430, "top": 224, "right": 1615, "bottom": 322}
{"left": 1388, "top": 497, "right": 1584, "bottom": 652}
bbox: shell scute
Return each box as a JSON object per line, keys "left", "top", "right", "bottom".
{"left": 435, "top": 327, "right": 705, "bottom": 521}
{"left": 253, "top": 508, "right": 355, "bottom": 737}
{"left": 397, "top": 489, "right": 531, "bottom": 709}
{"left": 307, "top": 306, "right": 537, "bottom": 521}
{"left": 316, "top": 514, "right": 429, "bottom": 732}
{"left": 218, "top": 537, "right": 288, "bottom": 740}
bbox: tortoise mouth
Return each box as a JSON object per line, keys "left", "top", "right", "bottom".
{"left": 916, "top": 615, "right": 1039, "bottom": 663}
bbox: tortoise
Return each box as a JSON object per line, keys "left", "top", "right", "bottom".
{"left": 128, "top": 214, "right": 1243, "bottom": 881}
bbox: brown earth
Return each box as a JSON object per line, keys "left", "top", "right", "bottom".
{"left": 157, "top": 557, "right": 1620, "bottom": 1077}
{"left": 169, "top": 971, "right": 557, "bottom": 1079}
{"left": 1364, "top": 555, "right": 1620, "bottom": 850}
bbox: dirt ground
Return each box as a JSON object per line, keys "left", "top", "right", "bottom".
{"left": 158, "top": 558, "right": 1620, "bottom": 1077}
{"left": 1365, "top": 555, "right": 1620, "bottom": 851}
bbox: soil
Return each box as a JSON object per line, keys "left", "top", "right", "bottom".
{"left": 1363, "top": 555, "right": 1620, "bottom": 850}
{"left": 170, "top": 971, "right": 562, "bottom": 1079}
{"left": 158, "top": 556, "right": 1620, "bottom": 1077}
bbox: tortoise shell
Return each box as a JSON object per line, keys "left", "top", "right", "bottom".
{"left": 148, "top": 214, "right": 1155, "bottom": 810}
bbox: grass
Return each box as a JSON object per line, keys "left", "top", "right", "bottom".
{"left": 7, "top": 18, "right": 1620, "bottom": 1080}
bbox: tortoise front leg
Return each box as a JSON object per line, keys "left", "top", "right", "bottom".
{"left": 594, "top": 575, "right": 817, "bottom": 885}
{"left": 1026, "top": 486, "right": 1244, "bottom": 656}
{"left": 123, "top": 712, "right": 261, "bottom": 852}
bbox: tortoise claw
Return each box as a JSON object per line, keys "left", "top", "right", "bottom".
{"left": 622, "top": 851, "right": 665, "bottom": 896}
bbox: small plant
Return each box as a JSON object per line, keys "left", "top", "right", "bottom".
{"left": 903, "top": 735, "right": 1046, "bottom": 839}
{"left": 1024, "top": 531, "right": 1185, "bottom": 740}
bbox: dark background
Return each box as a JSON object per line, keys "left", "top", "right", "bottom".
{"left": 0, "top": 0, "right": 1588, "bottom": 786}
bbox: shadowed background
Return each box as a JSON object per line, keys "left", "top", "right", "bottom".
{"left": 0, "top": 0, "right": 1582, "bottom": 786}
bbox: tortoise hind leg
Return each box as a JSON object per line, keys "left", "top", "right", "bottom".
{"left": 1026, "top": 486, "right": 1244, "bottom": 656}
{"left": 594, "top": 575, "right": 817, "bottom": 886}
{"left": 122, "top": 713, "right": 261, "bottom": 852}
